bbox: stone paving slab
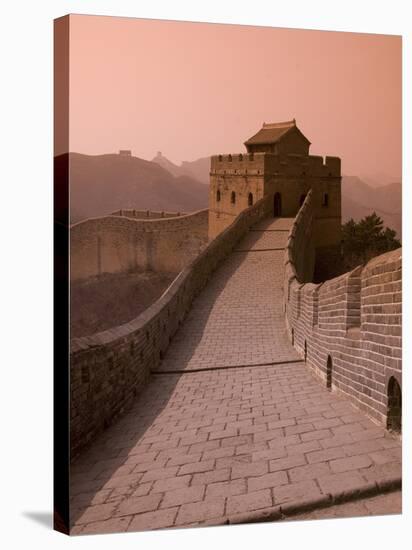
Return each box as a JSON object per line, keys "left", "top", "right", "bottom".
{"left": 70, "top": 362, "right": 401, "bottom": 534}
{"left": 234, "top": 230, "right": 289, "bottom": 251}
{"left": 252, "top": 218, "right": 295, "bottom": 231}
{"left": 156, "top": 219, "right": 299, "bottom": 373}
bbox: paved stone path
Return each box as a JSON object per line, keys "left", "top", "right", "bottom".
{"left": 70, "top": 218, "right": 402, "bottom": 535}
{"left": 156, "top": 218, "right": 300, "bottom": 372}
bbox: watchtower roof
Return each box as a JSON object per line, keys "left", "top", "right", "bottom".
{"left": 244, "top": 119, "right": 310, "bottom": 146}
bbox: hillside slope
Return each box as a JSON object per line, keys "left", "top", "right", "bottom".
{"left": 68, "top": 153, "right": 209, "bottom": 223}
{"left": 152, "top": 152, "right": 210, "bottom": 184}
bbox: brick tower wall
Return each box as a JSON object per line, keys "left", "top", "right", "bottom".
{"left": 208, "top": 153, "right": 266, "bottom": 239}
{"left": 209, "top": 152, "right": 342, "bottom": 279}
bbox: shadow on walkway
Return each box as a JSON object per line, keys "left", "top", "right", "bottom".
{"left": 70, "top": 235, "right": 263, "bottom": 524}
{"left": 70, "top": 221, "right": 298, "bottom": 527}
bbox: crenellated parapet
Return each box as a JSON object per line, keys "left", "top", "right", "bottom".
{"left": 111, "top": 209, "right": 186, "bottom": 219}
{"left": 209, "top": 124, "right": 342, "bottom": 248}
{"left": 210, "top": 152, "right": 340, "bottom": 178}
{"left": 284, "top": 196, "right": 402, "bottom": 430}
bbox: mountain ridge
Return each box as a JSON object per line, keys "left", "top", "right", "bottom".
{"left": 66, "top": 151, "right": 401, "bottom": 239}
{"left": 67, "top": 152, "right": 209, "bottom": 223}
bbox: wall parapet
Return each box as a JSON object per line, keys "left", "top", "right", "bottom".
{"left": 70, "top": 195, "right": 272, "bottom": 458}
{"left": 110, "top": 209, "right": 187, "bottom": 219}
{"left": 285, "top": 199, "right": 402, "bottom": 428}
{"left": 70, "top": 209, "right": 209, "bottom": 280}
{"left": 211, "top": 153, "right": 341, "bottom": 178}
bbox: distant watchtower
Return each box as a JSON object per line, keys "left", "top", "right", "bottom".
{"left": 209, "top": 119, "right": 342, "bottom": 276}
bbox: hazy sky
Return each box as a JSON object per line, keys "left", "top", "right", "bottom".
{"left": 68, "top": 15, "right": 401, "bottom": 178}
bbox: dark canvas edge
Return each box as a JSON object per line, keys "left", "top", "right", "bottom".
{"left": 53, "top": 14, "right": 70, "bottom": 535}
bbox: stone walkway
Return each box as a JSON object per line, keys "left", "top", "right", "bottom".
{"left": 70, "top": 218, "right": 402, "bottom": 535}
{"left": 156, "top": 218, "right": 300, "bottom": 372}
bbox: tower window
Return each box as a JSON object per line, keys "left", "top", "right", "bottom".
{"left": 218, "top": 154, "right": 222, "bottom": 162}
{"left": 248, "top": 193, "right": 253, "bottom": 206}
{"left": 231, "top": 191, "right": 236, "bottom": 204}
{"left": 228, "top": 154, "right": 232, "bottom": 162}
{"left": 322, "top": 193, "right": 329, "bottom": 207}
{"left": 216, "top": 190, "right": 221, "bottom": 202}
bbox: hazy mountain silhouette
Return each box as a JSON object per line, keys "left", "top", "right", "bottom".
{"left": 65, "top": 151, "right": 401, "bottom": 239}
{"left": 152, "top": 152, "right": 210, "bottom": 184}
{"left": 68, "top": 153, "right": 209, "bottom": 223}
{"left": 180, "top": 157, "right": 210, "bottom": 184}
{"left": 358, "top": 173, "right": 401, "bottom": 189}
{"left": 342, "top": 176, "right": 401, "bottom": 238}
{"left": 151, "top": 151, "right": 182, "bottom": 177}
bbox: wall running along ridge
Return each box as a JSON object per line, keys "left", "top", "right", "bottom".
{"left": 70, "top": 196, "right": 273, "bottom": 458}
{"left": 111, "top": 209, "right": 187, "bottom": 219}
{"left": 70, "top": 209, "right": 208, "bottom": 280}
{"left": 285, "top": 192, "right": 402, "bottom": 426}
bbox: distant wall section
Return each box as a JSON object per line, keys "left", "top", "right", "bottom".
{"left": 70, "top": 209, "right": 209, "bottom": 280}
{"left": 111, "top": 209, "right": 187, "bottom": 219}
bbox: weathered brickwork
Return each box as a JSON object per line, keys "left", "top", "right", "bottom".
{"left": 208, "top": 121, "right": 342, "bottom": 284}
{"left": 68, "top": 121, "right": 401, "bottom": 532}
{"left": 70, "top": 196, "right": 273, "bottom": 458}
{"left": 285, "top": 193, "right": 402, "bottom": 427}
{"left": 208, "top": 150, "right": 341, "bottom": 260}
{"left": 70, "top": 209, "right": 208, "bottom": 280}
{"left": 70, "top": 192, "right": 401, "bottom": 532}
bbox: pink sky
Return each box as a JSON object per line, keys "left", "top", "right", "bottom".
{"left": 68, "top": 15, "right": 401, "bottom": 179}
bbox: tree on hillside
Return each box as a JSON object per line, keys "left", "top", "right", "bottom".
{"left": 341, "top": 212, "right": 401, "bottom": 271}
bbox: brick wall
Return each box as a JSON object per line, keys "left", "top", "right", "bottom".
{"left": 70, "top": 195, "right": 273, "bottom": 458}
{"left": 70, "top": 209, "right": 208, "bottom": 280}
{"left": 285, "top": 195, "right": 402, "bottom": 427}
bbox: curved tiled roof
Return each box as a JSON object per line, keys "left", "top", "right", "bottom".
{"left": 244, "top": 119, "right": 310, "bottom": 146}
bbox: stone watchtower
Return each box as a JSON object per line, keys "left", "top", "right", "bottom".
{"left": 208, "top": 119, "right": 342, "bottom": 278}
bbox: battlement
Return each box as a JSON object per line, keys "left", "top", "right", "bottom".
{"left": 210, "top": 152, "right": 266, "bottom": 174}
{"left": 111, "top": 209, "right": 186, "bottom": 219}
{"left": 285, "top": 193, "right": 402, "bottom": 426}
{"left": 211, "top": 152, "right": 341, "bottom": 178}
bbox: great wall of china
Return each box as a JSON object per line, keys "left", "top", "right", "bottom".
{"left": 69, "top": 121, "right": 402, "bottom": 532}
